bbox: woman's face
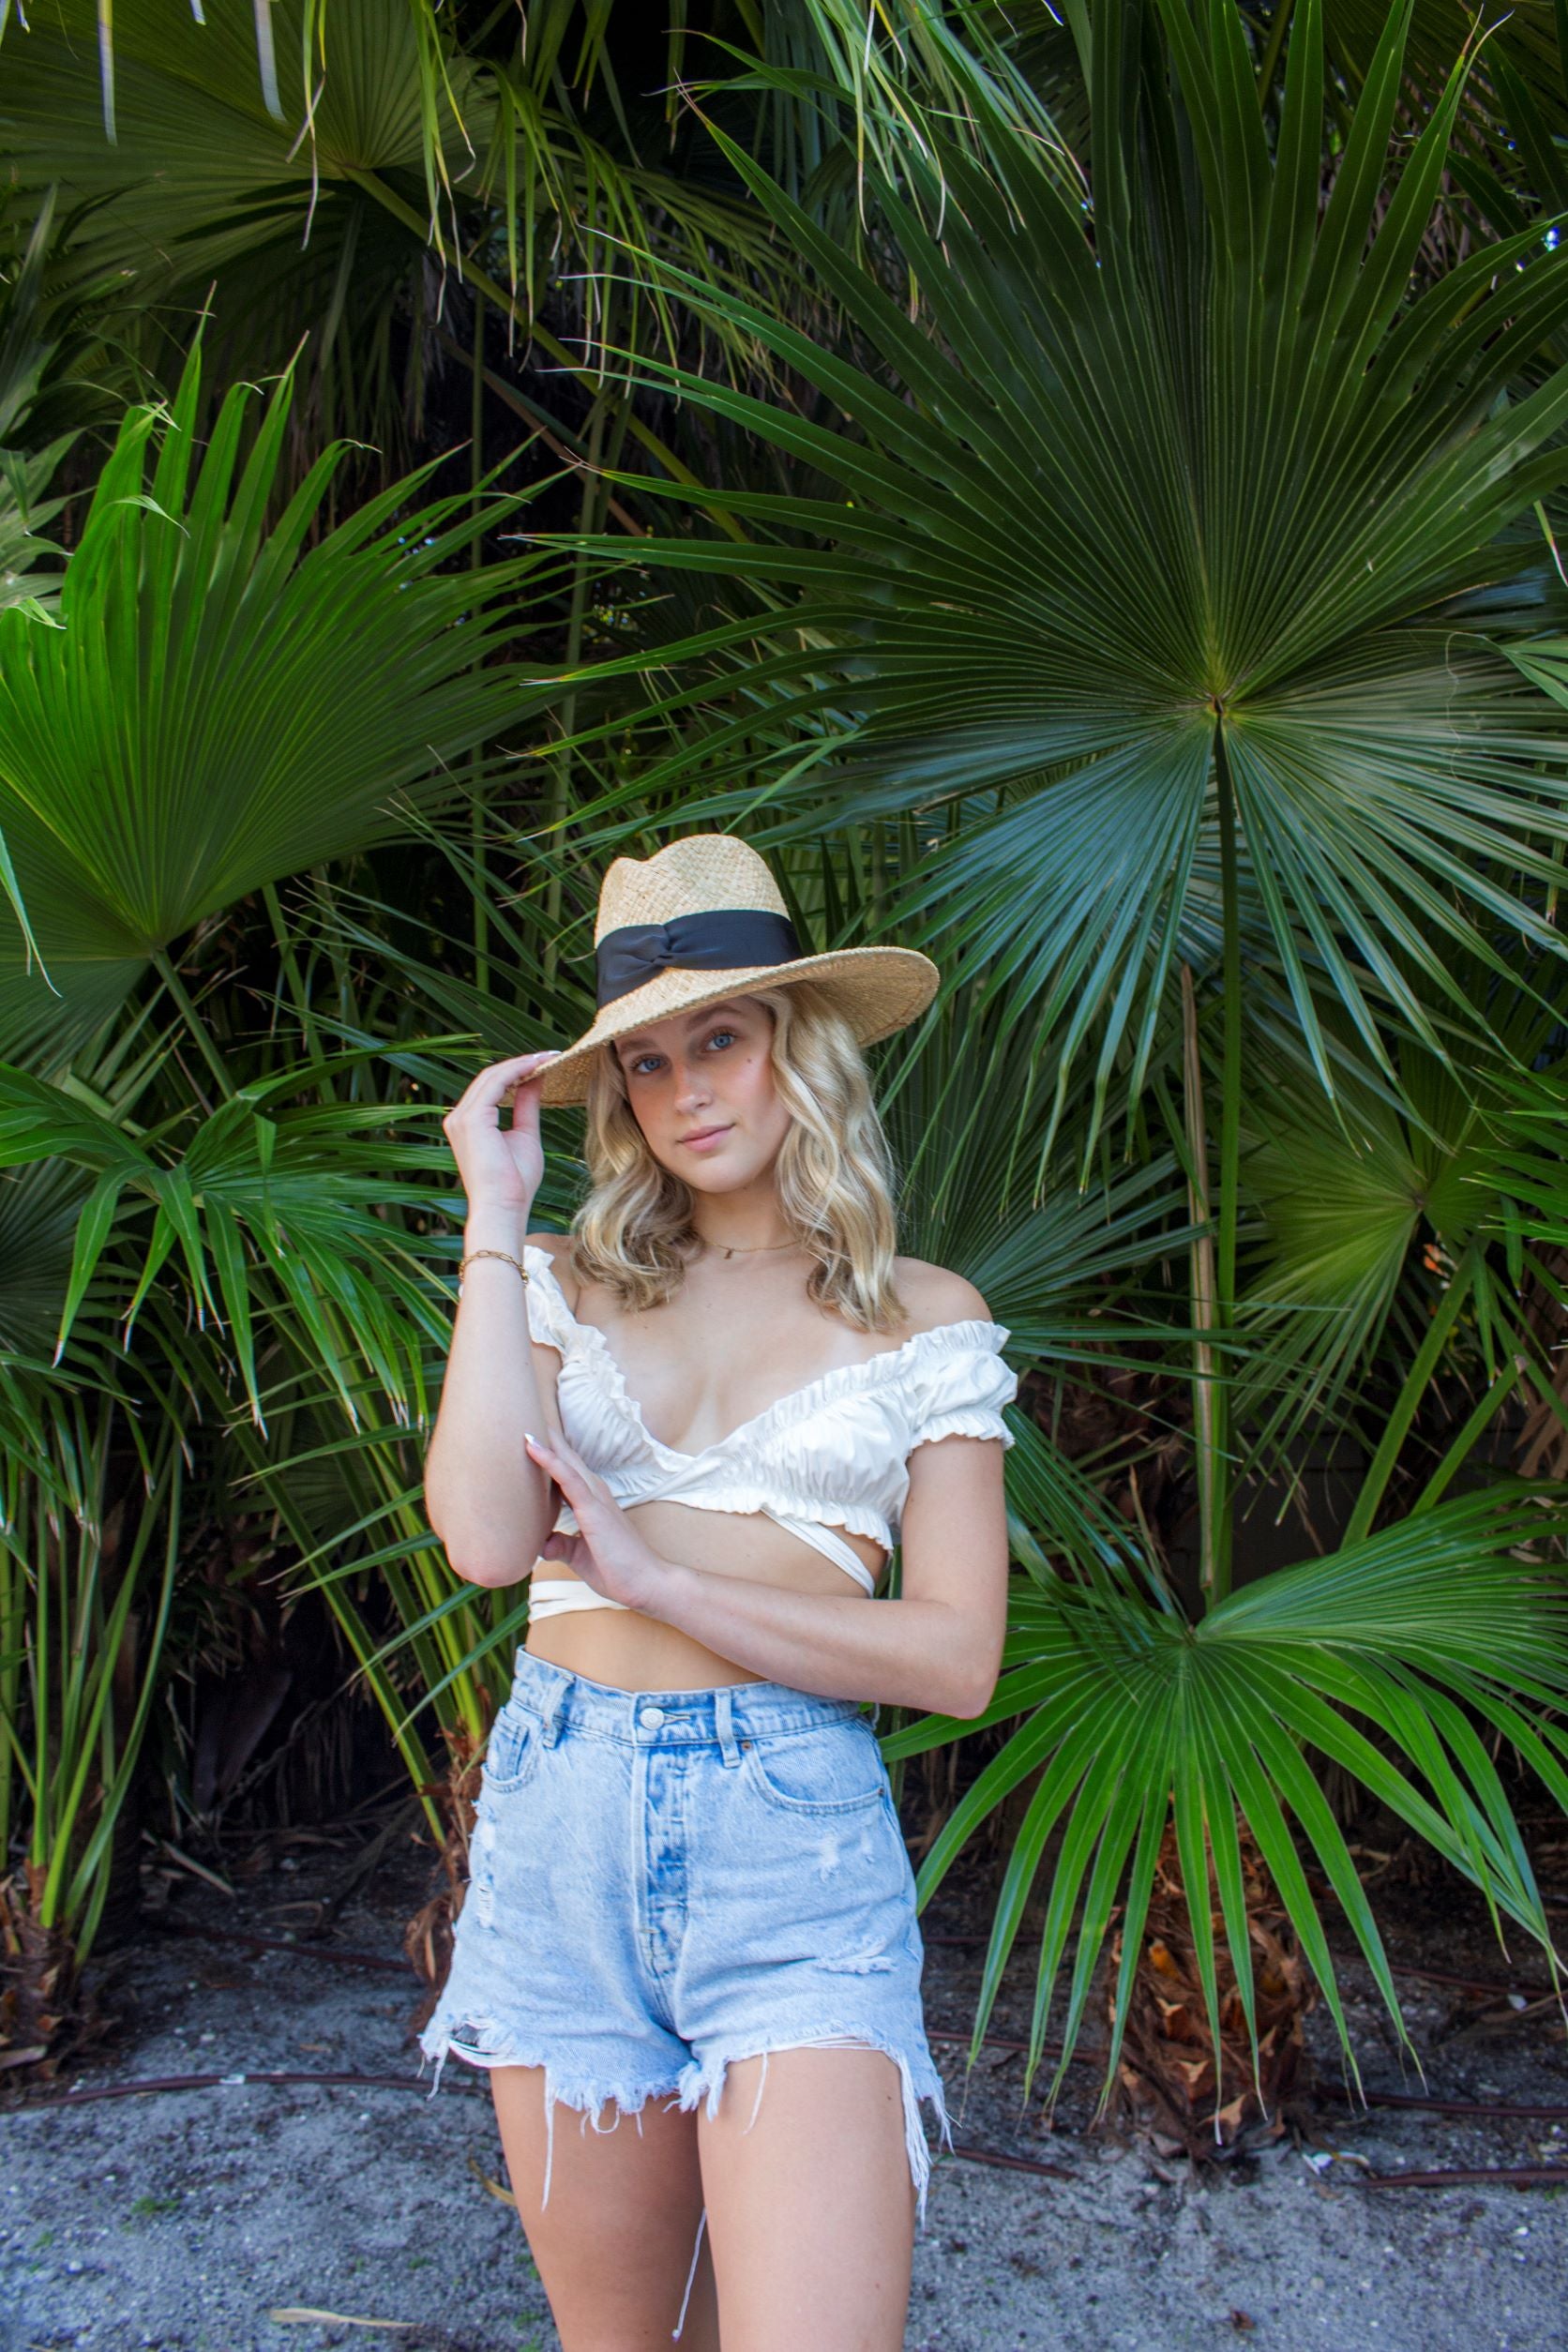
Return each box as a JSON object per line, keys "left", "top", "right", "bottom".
{"left": 610, "top": 995, "right": 791, "bottom": 1192}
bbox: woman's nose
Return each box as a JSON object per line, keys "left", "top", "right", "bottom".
{"left": 672, "top": 1060, "right": 713, "bottom": 1110}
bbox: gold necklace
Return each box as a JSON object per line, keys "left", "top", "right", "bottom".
{"left": 703, "top": 1235, "right": 802, "bottom": 1260}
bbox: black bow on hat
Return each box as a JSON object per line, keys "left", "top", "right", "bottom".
{"left": 595, "top": 908, "right": 803, "bottom": 1008}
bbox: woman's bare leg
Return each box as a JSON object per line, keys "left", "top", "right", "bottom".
{"left": 490, "top": 2064, "right": 719, "bottom": 2352}
{"left": 695, "top": 2044, "right": 917, "bottom": 2352}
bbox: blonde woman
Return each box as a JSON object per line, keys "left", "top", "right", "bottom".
{"left": 421, "top": 836, "right": 1017, "bottom": 2352}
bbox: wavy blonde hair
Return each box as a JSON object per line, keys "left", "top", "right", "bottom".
{"left": 566, "top": 981, "right": 904, "bottom": 1332}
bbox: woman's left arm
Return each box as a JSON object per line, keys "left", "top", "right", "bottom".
{"left": 522, "top": 1426, "right": 1009, "bottom": 1720}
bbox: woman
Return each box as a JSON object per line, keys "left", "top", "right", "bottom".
{"left": 420, "top": 834, "right": 1018, "bottom": 2352}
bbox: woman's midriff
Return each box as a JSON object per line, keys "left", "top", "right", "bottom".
{"left": 521, "top": 1499, "right": 884, "bottom": 1692}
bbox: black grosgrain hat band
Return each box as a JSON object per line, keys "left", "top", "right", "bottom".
{"left": 594, "top": 907, "right": 803, "bottom": 1008}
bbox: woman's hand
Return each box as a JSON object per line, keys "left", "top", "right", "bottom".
{"left": 524, "top": 1428, "right": 672, "bottom": 1614}
{"left": 442, "top": 1050, "right": 559, "bottom": 1215}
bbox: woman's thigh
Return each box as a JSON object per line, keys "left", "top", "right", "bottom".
{"left": 695, "top": 2044, "right": 915, "bottom": 2352}
{"left": 490, "top": 2064, "right": 719, "bottom": 2352}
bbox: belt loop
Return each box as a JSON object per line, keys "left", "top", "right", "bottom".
{"left": 714, "top": 1683, "right": 741, "bottom": 1769}
{"left": 537, "top": 1674, "right": 567, "bottom": 1748}
{"left": 867, "top": 1699, "right": 882, "bottom": 1732}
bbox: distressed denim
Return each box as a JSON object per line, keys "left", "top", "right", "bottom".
{"left": 419, "top": 1647, "right": 953, "bottom": 2239}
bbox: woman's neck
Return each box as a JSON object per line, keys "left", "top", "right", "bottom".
{"left": 689, "top": 1187, "right": 797, "bottom": 1259}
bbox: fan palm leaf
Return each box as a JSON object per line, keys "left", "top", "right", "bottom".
{"left": 563, "top": 0, "right": 1568, "bottom": 1168}
{"left": 0, "top": 328, "right": 554, "bottom": 1063}
{"left": 1229, "top": 953, "right": 1568, "bottom": 1461}
{"left": 894, "top": 1458, "right": 1568, "bottom": 2105}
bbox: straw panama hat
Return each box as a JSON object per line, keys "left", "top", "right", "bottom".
{"left": 536, "top": 833, "right": 940, "bottom": 1107}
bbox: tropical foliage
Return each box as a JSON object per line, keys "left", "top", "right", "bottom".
{"left": 1, "top": 0, "right": 1566, "bottom": 2153}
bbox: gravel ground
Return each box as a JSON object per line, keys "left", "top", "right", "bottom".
{"left": 3, "top": 1815, "right": 1565, "bottom": 2352}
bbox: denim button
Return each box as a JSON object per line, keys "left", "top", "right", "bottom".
{"left": 639, "top": 1704, "right": 666, "bottom": 1727}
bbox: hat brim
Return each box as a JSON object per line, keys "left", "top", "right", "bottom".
{"left": 536, "top": 945, "right": 940, "bottom": 1107}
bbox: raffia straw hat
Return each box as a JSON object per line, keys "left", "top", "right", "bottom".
{"left": 537, "top": 833, "right": 940, "bottom": 1107}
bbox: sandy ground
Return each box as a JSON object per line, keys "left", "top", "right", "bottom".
{"left": 3, "top": 1817, "right": 1566, "bottom": 2352}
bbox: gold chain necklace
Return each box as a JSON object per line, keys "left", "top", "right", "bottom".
{"left": 703, "top": 1235, "right": 803, "bottom": 1260}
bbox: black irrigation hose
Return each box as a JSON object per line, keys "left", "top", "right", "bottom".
{"left": 1319, "top": 2085, "right": 1568, "bottom": 2125}
{"left": 140, "top": 1925, "right": 1568, "bottom": 2130}
{"left": 1367, "top": 2166, "right": 1568, "bottom": 2190}
{"left": 13, "top": 2070, "right": 456, "bottom": 2108}
{"left": 57, "top": 1922, "right": 1564, "bottom": 2190}
{"left": 945, "top": 2141, "right": 1073, "bottom": 2180}
{"left": 926, "top": 1933, "right": 1562, "bottom": 2008}
{"left": 18, "top": 2070, "right": 1568, "bottom": 2192}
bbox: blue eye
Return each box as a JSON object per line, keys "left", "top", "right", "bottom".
{"left": 705, "top": 1028, "right": 738, "bottom": 1050}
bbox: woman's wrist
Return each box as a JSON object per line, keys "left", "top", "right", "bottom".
{"left": 461, "top": 1200, "right": 535, "bottom": 1254}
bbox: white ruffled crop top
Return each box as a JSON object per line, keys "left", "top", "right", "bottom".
{"left": 520, "top": 1243, "right": 1018, "bottom": 1620}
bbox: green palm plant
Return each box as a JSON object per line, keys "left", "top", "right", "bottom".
{"left": 534, "top": 0, "right": 1568, "bottom": 2122}
{"left": 0, "top": 0, "right": 784, "bottom": 487}
{"left": 38, "top": 0, "right": 1073, "bottom": 231}
{"left": 578, "top": 0, "right": 1568, "bottom": 1133}
{"left": 0, "top": 192, "right": 75, "bottom": 622}
{"left": 0, "top": 181, "right": 131, "bottom": 624}
{"left": 0, "top": 331, "right": 563, "bottom": 2053}
{"left": 1230, "top": 956, "right": 1568, "bottom": 1478}
{"left": 0, "top": 325, "right": 552, "bottom": 1060}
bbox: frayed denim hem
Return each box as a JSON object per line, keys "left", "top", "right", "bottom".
{"left": 418, "top": 2019, "right": 684, "bottom": 2209}
{"left": 418, "top": 2021, "right": 707, "bottom": 2341}
{"left": 672, "top": 2028, "right": 953, "bottom": 2233}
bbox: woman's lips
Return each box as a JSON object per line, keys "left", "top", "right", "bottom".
{"left": 680, "top": 1124, "right": 731, "bottom": 1152}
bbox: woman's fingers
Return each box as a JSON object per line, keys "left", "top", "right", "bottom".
{"left": 445, "top": 1051, "right": 560, "bottom": 1126}
{"left": 524, "top": 1429, "right": 603, "bottom": 1511}
{"left": 523, "top": 1434, "right": 663, "bottom": 1612}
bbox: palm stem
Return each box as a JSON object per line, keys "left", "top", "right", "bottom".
{"left": 1344, "top": 1249, "right": 1476, "bottom": 1546}
{"left": 1211, "top": 723, "right": 1244, "bottom": 1602}
{"left": 1182, "top": 962, "right": 1222, "bottom": 1599}
{"left": 1255, "top": 0, "right": 1297, "bottom": 105}
{"left": 261, "top": 883, "right": 324, "bottom": 1054}
{"left": 543, "top": 391, "right": 609, "bottom": 990}
{"left": 152, "top": 950, "right": 234, "bottom": 1101}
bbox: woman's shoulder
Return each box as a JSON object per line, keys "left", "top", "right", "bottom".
{"left": 891, "top": 1255, "right": 994, "bottom": 1334}
{"left": 524, "top": 1230, "right": 581, "bottom": 1317}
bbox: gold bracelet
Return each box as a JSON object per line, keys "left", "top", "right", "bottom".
{"left": 457, "top": 1248, "right": 530, "bottom": 1295}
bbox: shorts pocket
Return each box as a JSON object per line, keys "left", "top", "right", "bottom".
{"left": 482, "top": 1699, "right": 543, "bottom": 1797}
{"left": 746, "top": 1719, "right": 887, "bottom": 1815}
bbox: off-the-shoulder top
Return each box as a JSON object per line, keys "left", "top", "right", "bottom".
{"left": 520, "top": 1242, "right": 1018, "bottom": 1620}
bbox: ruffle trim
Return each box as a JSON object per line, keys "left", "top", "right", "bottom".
{"left": 522, "top": 1242, "right": 580, "bottom": 1354}
{"left": 909, "top": 1407, "right": 1017, "bottom": 1453}
{"left": 526, "top": 1244, "right": 1013, "bottom": 1462}
{"left": 751, "top": 1319, "right": 1012, "bottom": 1451}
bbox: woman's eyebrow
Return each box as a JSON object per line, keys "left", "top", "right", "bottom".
{"left": 616, "top": 1003, "right": 747, "bottom": 1059}
{"left": 685, "top": 1000, "right": 745, "bottom": 1027}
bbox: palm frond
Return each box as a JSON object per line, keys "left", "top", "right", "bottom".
{"left": 890, "top": 1482, "right": 1568, "bottom": 2106}
{"left": 0, "top": 328, "right": 556, "bottom": 1063}
{"left": 557, "top": 0, "right": 1568, "bottom": 1171}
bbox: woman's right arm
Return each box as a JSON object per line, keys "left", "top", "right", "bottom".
{"left": 423, "top": 1050, "right": 564, "bottom": 1588}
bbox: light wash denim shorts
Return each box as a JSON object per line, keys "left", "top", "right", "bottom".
{"left": 419, "top": 1648, "right": 953, "bottom": 2229}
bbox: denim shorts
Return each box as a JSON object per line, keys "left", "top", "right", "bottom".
{"left": 419, "top": 1648, "right": 952, "bottom": 2230}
